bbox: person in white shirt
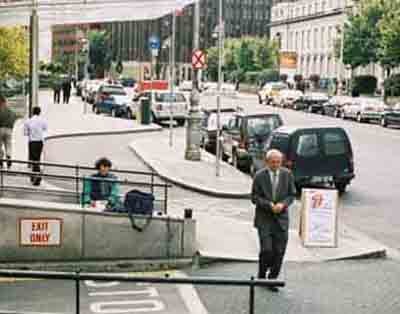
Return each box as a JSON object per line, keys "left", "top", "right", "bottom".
{"left": 23, "top": 107, "right": 48, "bottom": 186}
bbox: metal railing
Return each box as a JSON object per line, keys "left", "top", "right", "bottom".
{"left": 0, "top": 269, "right": 285, "bottom": 314}
{"left": 0, "top": 159, "right": 171, "bottom": 213}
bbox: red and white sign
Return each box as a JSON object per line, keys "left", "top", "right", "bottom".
{"left": 192, "top": 50, "right": 206, "bottom": 69}
{"left": 19, "top": 218, "right": 63, "bottom": 247}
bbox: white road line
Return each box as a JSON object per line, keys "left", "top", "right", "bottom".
{"left": 175, "top": 271, "right": 209, "bottom": 314}
{"left": 89, "top": 287, "right": 159, "bottom": 297}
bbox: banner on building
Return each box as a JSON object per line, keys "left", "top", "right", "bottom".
{"left": 299, "top": 189, "right": 339, "bottom": 248}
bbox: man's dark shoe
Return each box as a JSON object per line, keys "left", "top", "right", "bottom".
{"left": 266, "top": 286, "right": 279, "bottom": 293}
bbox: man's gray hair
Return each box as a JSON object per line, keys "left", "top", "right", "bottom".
{"left": 265, "top": 149, "right": 283, "bottom": 160}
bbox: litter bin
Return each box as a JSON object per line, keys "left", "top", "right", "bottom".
{"left": 140, "top": 97, "right": 151, "bottom": 125}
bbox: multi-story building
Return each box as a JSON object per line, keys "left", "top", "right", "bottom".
{"left": 270, "top": 0, "right": 386, "bottom": 84}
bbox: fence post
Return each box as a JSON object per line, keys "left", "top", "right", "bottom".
{"left": 151, "top": 172, "right": 154, "bottom": 195}
{"left": 75, "top": 269, "right": 81, "bottom": 314}
{"left": 75, "top": 165, "right": 80, "bottom": 204}
{"left": 0, "top": 169, "right": 4, "bottom": 197}
{"left": 164, "top": 185, "right": 168, "bottom": 215}
{"left": 249, "top": 276, "right": 255, "bottom": 314}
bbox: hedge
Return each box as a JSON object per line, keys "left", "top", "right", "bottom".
{"left": 352, "top": 75, "right": 377, "bottom": 95}
{"left": 384, "top": 74, "right": 400, "bottom": 97}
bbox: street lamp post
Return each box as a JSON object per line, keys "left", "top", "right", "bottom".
{"left": 29, "top": 0, "right": 39, "bottom": 117}
{"left": 185, "top": 1, "right": 202, "bottom": 161}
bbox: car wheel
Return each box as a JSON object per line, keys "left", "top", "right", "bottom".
{"left": 258, "top": 96, "right": 263, "bottom": 104}
{"left": 177, "top": 119, "right": 186, "bottom": 127}
{"left": 250, "top": 163, "right": 256, "bottom": 177}
{"left": 381, "top": 116, "right": 388, "bottom": 128}
{"left": 357, "top": 113, "right": 364, "bottom": 123}
{"left": 307, "top": 106, "right": 313, "bottom": 113}
{"left": 335, "top": 182, "right": 347, "bottom": 194}
{"left": 95, "top": 106, "right": 100, "bottom": 115}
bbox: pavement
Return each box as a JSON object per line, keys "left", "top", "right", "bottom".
{"left": 3, "top": 90, "right": 389, "bottom": 267}
{"left": 129, "top": 129, "right": 252, "bottom": 198}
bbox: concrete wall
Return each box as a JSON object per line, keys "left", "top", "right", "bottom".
{"left": 0, "top": 198, "right": 196, "bottom": 263}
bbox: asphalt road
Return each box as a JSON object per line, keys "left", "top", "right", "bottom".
{"left": 209, "top": 94, "right": 400, "bottom": 251}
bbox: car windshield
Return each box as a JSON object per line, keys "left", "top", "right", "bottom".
{"left": 155, "top": 93, "right": 186, "bottom": 102}
{"left": 271, "top": 84, "right": 288, "bottom": 91}
{"left": 102, "top": 86, "right": 126, "bottom": 95}
{"left": 269, "top": 134, "right": 289, "bottom": 154}
{"left": 323, "top": 131, "right": 348, "bottom": 155}
{"left": 247, "top": 116, "right": 280, "bottom": 137}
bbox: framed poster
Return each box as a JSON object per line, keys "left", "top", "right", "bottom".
{"left": 299, "top": 189, "right": 339, "bottom": 248}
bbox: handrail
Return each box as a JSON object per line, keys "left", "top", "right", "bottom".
{"left": 0, "top": 269, "right": 285, "bottom": 314}
{"left": 0, "top": 159, "right": 156, "bottom": 177}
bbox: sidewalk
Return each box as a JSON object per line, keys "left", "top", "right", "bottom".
{"left": 130, "top": 128, "right": 252, "bottom": 198}
{"left": 129, "top": 129, "right": 387, "bottom": 263}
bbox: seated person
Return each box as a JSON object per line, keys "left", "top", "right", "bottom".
{"left": 82, "top": 158, "right": 121, "bottom": 209}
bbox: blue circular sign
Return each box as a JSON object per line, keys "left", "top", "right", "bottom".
{"left": 149, "top": 36, "right": 160, "bottom": 50}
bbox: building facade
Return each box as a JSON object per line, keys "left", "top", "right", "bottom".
{"left": 270, "top": 0, "right": 386, "bottom": 84}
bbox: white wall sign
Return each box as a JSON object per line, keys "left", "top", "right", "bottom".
{"left": 19, "top": 218, "right": 63, "bottom": 247}
{"left": 299, "top": 189, "right": 339, "bottom": 248}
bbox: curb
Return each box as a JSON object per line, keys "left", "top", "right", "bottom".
{"left": 0, "top": 258, "right": 193, "bottom": 273}
{"left": 129, "top": 145, "right": 251, "bottom": 199}
{"left": 46, "top": 125, "right": 162, "bottom": 141}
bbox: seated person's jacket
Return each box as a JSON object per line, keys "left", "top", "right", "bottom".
{"left": 82, "top": 173, "right": 121, "bottom": 208}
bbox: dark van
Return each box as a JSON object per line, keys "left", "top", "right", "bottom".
{"left": 263, "top": 126, "right": 355, "bottom": 193}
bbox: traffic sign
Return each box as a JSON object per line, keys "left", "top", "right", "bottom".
{"left": 192, "top": 50, "right": 206, "bottom": 69}
{"left": 149, "top": 35, "right": 160, "bottom": 50}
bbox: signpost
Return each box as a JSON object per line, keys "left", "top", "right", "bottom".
{"left": 19, "top": 218, "right": 63, "bottom": 247}
{"left": 192, "top": 49, "right": 206, "bottom": 70}
{"left": 148, "top": 35, "right": 160, "bottom": 126}
{"left": 299, "top": 189, "right": 339, "bottom": 248}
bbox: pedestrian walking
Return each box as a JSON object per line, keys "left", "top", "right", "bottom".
{"left": 23, "top": 107, "right": 48, "bottom": 186}
{"left": 251, "top": 149, "right": 296, "bottom": 292}
{"left": 52, "top": 76, "right": 62, "bottom": 104}
{"left": 0, "top": 94, "right": 18, "bottom": 169}
{"left": 62, "top": 77, "right": 72, "bottom": 104}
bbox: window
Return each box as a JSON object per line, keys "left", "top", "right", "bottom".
{"left": 269, "top": 134, "right": 290, "bottom": 154}
{"left": 296, "top": 133, "right": 319, "bottom": 157}
{"left": 323, "top": 132, "right": 348, "bottom": 155}
{"left": 246, "top": 116, "right": 281, "bottom": 137}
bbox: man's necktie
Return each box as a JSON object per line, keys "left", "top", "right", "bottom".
{"left": 272, "top": 171, "right": 278, "bottom": 201}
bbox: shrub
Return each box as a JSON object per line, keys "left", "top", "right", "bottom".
{"left": 384, "top": 74, "right": 400, "bottom": 97}
{"left": 352, "top": 75, "right": 377, "bottom": 95}
{"left": 258, "top": 69, "right": 279, "bottom": 84}
{"left": 244, "top": 71, "right": 261, "bottom": 84}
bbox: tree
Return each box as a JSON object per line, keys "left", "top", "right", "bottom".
{"left": 378, "top": 0, "right": 400, "bottom": 73}
{"left": 0, "top": 26, "right": 28, "bottom": 78}
{"left": 88, "top": 30, "right": 112, "bottom": 78}
{"left": 342, "top": 0, "right": 385, "bottom": 70}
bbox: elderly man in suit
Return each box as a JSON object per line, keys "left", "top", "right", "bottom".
{"left": 251, "top": 149, "right": 296, "bottom": 292}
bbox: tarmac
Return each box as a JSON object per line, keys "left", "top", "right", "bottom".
{"left": 5, "top": 90, "right": 389, "bottom": 267}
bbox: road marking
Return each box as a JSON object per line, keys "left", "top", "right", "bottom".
{"left": 89, "top": 287, "right": 159, "bottom": 297}
{"left": 175, "top": 271, "right": 209, "bottom": 314}
{"left": 0, "top": 311, "right": 62, "bottom": 314}
{"left": 90, "top": 300, "right": 165, "bottom": 313}
{"left": 0, "top": 278, "right": 41, "bottom": 283}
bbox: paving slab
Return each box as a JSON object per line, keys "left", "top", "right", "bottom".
{"left": 129, "top": 129, "right": 252, "bottom": 198}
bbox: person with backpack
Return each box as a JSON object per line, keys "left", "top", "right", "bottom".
{"left": 82, "top": 158, "right": 121, "bottom": 209}
{"left": 0, "top": 94, "right": 18, "bottom": 169}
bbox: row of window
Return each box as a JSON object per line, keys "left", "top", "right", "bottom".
{"left": 272, "top": 0, "right": 351, "bottom": 21}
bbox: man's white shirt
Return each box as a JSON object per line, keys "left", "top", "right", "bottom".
{"left": 24, "top": 115, "right": 48, "bottom": 142}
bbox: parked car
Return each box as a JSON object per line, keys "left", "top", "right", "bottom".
{"left": 120, "top": 77, "right": 136, "bottom": 88}
{"left": 340, "top": 97, "right": 386, "bottom": 123}
{"left": 130, "top": 90, "right": 188, "bottom": 126}
{"left": 303, "top": 92, "right": 330, "bottom": 113}
{"left": 200, "top": 107, "right": 237, "bottom": 153}
{"left": 93, "top": 84, "right": 130, "bottom": 117}
{"left": 262, "top": 126, "right": 355, "bottom": 193}
{"left": 380, "top": 103, "right": 400, "bottom": 128}
{"left": 258, "top": 82, "right": 288, "bottom": 105}
{"left": 87, "top": 80, "right": 103, "bottom": 104}
{"left": 272, "top": 89, "right": 304, "bottom": 108}
{"left": 321, "top": 96, "right": 353, "bottom": 117}
{"left": 221, "top": 112, "right": 283, "bottom": 172}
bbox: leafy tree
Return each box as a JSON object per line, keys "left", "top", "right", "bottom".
{"left": 342, "top": 0, "right": 385, "bottom": 70}
{"left": 378, "top": 0, "right": 400, "bottom": 73}
{"left": 88, "top": 30, "right": 112, "bottom": 78}
{"left": 0, "top": 26, "right": 28, "bottom": 78}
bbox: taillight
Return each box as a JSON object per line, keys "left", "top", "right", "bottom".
{"left": 285, "top": 159, "right": 294, "bottom": 170}
{"left": 156, "top": 104, "right": 163, "bottom": 111}
{"left": 239, "top": 140, "right": 248, "bottom": 149}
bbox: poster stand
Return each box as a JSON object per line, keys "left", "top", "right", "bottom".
{"left": 299, "top": 188, "right": 339, "bottom": 248}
